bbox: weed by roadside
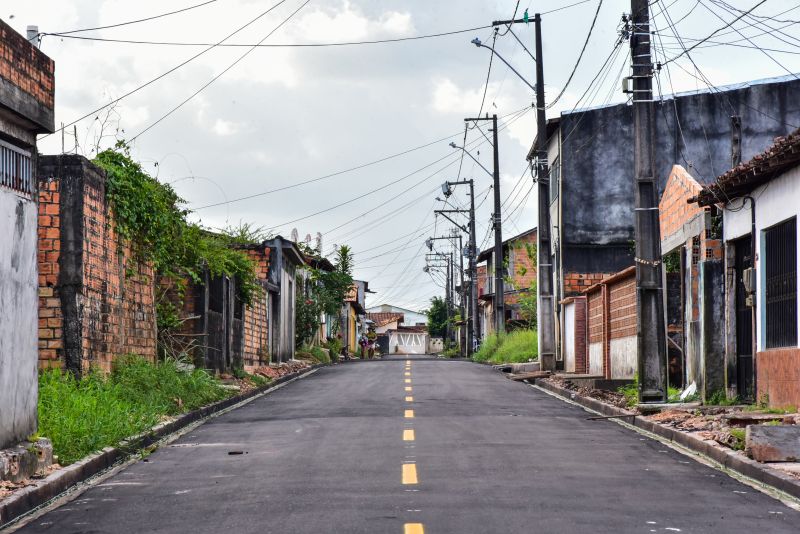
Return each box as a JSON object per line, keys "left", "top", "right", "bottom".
{"left": 38, "top": 356, "right": 231, "bottom": 465}
{"left": 472, "top": 330, "right": 538, "bottom": 364}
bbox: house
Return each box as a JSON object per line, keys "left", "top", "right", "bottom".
{"left": 343, "top": 280, "right": 372, "bottom": 355}
{"left": 0, "top": 21, "right": 55, "bottom": 447}
{"left": 299, "top": 253, "right": 336, "bottom": 345}
{"left": 366, "top": 311, "right": 404, "bottom": 334}
{"left": 365, "top": 304, "right": 427, "bottom": 326}
{"left": 37, "top": 156, "right": 157, "bottom": 374}
{"left": 531, "top": 74, "right": 800, "bottom": 367}
{"left": 691, "top": 128, "right": 800, "bottom": 408}
{"left": 476, "top": 227, "right": 538, "bottom": 338}
{"left": 265, "top": 236, "right": 306, "bottom": 362}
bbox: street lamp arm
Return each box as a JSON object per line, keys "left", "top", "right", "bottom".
{"left": 449, "top": 142, "right": 493, "bottom": 179}
{"left": 471, "top": 38, "right": 537, "bottom": 93}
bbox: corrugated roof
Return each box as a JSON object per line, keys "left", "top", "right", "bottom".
{"left": 367, "top": 312, "right": 404, "bottom": 327}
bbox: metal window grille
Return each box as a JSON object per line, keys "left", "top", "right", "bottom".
{"left": 0, "top": 140, "right": 33, "bottom": 196}
{"left": 764, "top": 217, "right": 797, "bottom": 349}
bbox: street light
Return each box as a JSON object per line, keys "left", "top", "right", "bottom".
{"left": 471, "top": 37, "right": 537, "bottom": 93}
{"left": 448, "top": 142, "right": 493, "bottom": 179}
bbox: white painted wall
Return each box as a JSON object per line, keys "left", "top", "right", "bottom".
{"left": 563, "top": 302, "right": 576, "bottom": 372}
{"left": 428, "top": 337, "right": 443, "bottom": 353}
{"left": 723, "top": 166, "right": 800, "bottom": 350}
{"left": 610, "top": 337, "right": 637, "bottom": 379}
{"left": 0, "top": 191, "right": 38, "bottom": 448}
{"left": 588, "top": 343, "right": 604, "bottom": 376}
{"left": 389, "top": 332, "right": 429, "bottom": 354}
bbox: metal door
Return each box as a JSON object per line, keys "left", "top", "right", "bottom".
{"left": 734, "top": 236, "right": 754, "bottom": 401}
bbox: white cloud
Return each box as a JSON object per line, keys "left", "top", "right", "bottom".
{"left": 212, "top": 118, "right": 239, "bottom": 136}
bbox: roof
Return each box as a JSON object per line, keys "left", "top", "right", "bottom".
{"left": 265, "top": 236, "right": 306, "bottom": 266}
{"left": 527, "top": 117, "right": 561, "bottom": 161}
{"left": 365, "top": 305, "right": 426, "bottom": 315}
{"left": 302, "top": 253, "right": 334, "bottom": 271}
{"left": 477, "top": 227, "right": 537, "bottom": 263}
{"left": 367, "top": 312, "right": 404, "bottom": 327}
{"left": 692, "top": 127, "right": 800, "bottom": 207}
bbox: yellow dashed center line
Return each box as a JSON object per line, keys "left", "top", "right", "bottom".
{"left": 404, "top": 409, "right": 414, "bottom": 418}
{"left": 404, "top": 372, "right": 411, "bottom": 377}
{"left": 403, "top": 429, "right": 415, "bottom": 441}
{"left": 404, "top": 523, "right": 424, "bottom": 534}
{"left": 405, "top": 378, "right": 411, "bottom": 384}
{"left": 405, "top": 396, "right": 413, "bottom": 402}
{"left": 402, "top": 463, "right": 418, "bottom": 484}
{"left": 405, "top": 386, "right": 412, "bottom": 392}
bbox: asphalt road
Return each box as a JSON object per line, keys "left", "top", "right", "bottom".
{"left": 11, "top": 356, "right": 800, "bottom": 534}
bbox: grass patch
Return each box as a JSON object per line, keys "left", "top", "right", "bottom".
{"left": 472, "top": 330, "right": 538, "bottom": 364}
{"left": 729, "top": 428, "right": 746, "bottom": 450}
{"left": 38, "top": 356, "right": 231, "bottom": 465}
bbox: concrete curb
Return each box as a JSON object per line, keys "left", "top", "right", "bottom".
{"left": 533, "top": 378, "right": 800, "bottom": 501}
{"left": 0, "top": 364, "right": 324, "bottom": 528}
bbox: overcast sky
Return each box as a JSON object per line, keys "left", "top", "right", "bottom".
{"left": 6, "top": 0, "right": 800, "bottom": 310}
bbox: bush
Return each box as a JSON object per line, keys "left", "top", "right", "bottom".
{"left": 38, "top": 356, "right": 230, "bottom": 465}
{"left": 472, "top": 330, "right": 538, "bottom": 364}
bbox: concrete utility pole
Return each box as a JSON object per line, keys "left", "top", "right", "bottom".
{"left": 435, "top": 178, "right": 478, "bottom": 357}
{"left": 455, "top": 230, "right": 466, "bottom": 355}
{"left": 630, "top": 0, "right": 668, "bottom": 402}
{"left": 533, "top": 13, "right": 556, "bottom": 371}
{"left": 489, "top": 12, "right": 556, "bottom": 368}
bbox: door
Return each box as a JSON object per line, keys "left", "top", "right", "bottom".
{"left": 733, "top": 236, "right": 754, "bottom": 401}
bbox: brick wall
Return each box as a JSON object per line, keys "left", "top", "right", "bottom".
{"left": 757, "top": 348, "right": 800, "bottom": 409}
{"left": 659, "top": 165, "right": 704, "bottom": 243}
{"left": 573, "top": 297, "right": 587, "bottom": 374}
{"left": 0, "top": 21, "right": 54, "bottom": 109}
{"left": 242, "top": 247, "right": 270, "bottom": 369}
{"left": 608, "top": 273, "right": 636, "bottom": 340}
{"left": 37, "top": 155, "right": 156, "bottom": 373}
{"left": 564, "top": 272, "right": 607, "bottom": 296}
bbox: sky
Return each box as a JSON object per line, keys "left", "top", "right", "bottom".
{"left": 6, "top": 0, "right": 800, "bottom": 311}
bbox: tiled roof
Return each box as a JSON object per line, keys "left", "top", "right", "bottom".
{"left": 693, "top": 127, "right": 800, "bottom": 207}
{"left": 367, "top": 312, "right": 404, "bottom": 327}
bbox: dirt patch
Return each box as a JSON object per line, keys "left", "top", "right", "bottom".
{"left": 543, "top": 377, "right": 629, "bottom": 409}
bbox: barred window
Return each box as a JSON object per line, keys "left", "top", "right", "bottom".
{"left": 764, "top": 217, "right": 797, "bottom": 349}
{"left": 0, "top": 140, "right": 33, "bottom": 196}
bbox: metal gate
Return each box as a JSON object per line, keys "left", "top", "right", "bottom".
{"left": 734, "top": 236, "right": 754, "bottom": 401}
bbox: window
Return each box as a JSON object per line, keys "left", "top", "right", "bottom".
{"left": 0, "top": 140, "right": 33, "bottom": 196}
{"left": 549, "top": 157, "right": 560, "bottom": 204}
{"left": 764, "top": 217, "right": 797, "bottom": 348}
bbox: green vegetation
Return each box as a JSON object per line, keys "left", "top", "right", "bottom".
{"left": 295, "top": 245, "right": 354, "bottom": 348}
{"left": 425, "top": 296, "right": 448, "bottom": 338}
{"left": 706, "top": 389, "right": 740, "bottom": 406}
{"left": 38, "top": 356, "right": 231, "bottom": 465}
{"left": 729, "top": 428, "right": 746, "bottom": 450}
{"left": 297, "top": 344, "right": 331, "bottom": 364}
{"left": 442, "top": 343, "right": 460, "bottom": 358}
{"left": 619, "top": 375, "right": 683, "bottom": 407}
{"left": 472, "top": 330, "right": 538, "bottom": 364}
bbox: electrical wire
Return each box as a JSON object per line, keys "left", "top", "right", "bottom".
{"left": 41, "top": 0, "right": 291, "bottom": 139}
{"left": 48, "top": 0, "right": 219, "bottom": 35}
{"left": 130, "top": 0, "right": 311, "bottom": 142}
{"left": 42, "top": 24, "right": 495, "bottom": 48}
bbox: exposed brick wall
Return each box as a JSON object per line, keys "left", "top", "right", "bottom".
{"left": 564, "top": 272, "right": 607, "bottom": 296}
{"left": 477, "top": 264, "right": 488, "bottom": 297}
{"left": 659, "top": 165, "right": 705, "bottom": 243}
{"left": 37, "top": 155, "right": 156, "bottom": 373}
{"left": 38, "top": 178, "right": 63, "bottom": 368}
{"left": 573, "top": 296, "right": 588, "bottom": 374}
{"left": 608, "top": 273, "right": 636, "bottom": 340}
{"left": 242, "top": 247, "right": 270, "bottom": 369}
{"left": 757, "top": 348, "right": 800, "bottom": 409}
{"left": 0, "top": 21, "right": 54, "bottom": 109}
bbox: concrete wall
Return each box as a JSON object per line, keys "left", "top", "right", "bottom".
{"left": 757, "top": 348, "right": 800, "bottom": 409}
{"left": 563, "top": 301, "right": 576, "bottom": 373}
{"left": 0, "top": 190, "right": 39, "bottom": 448}
{"left": 588, "top": 343, "right": 604, "bottom": 376}
{"left": 428, "top": 337, "right": 443, "bottom": 353}
{"left": 610, "top": 338, "right": 637, "bottom": 379}
{"left": 389, "top": 332, "right": 429, "bottom": 354}
{"left": 559, "top": 75, "right": 800, "bottom": 275}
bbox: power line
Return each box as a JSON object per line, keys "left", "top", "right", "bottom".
{"left": 41, "top": 0, "right": 291, "bottom": 139}
{"left": 48, "top": 0, "right": 219, "bottom": 35}
{"left": 42, "top": 24, "right": 495, "bottom": 48}
{"left": 130, "top": 0, "right": 311, "bottom": 142}
{"left": 546, "top": 0, "right": 604, "bottom": 109}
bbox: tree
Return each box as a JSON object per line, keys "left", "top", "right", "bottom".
{"left": 426, "top": 296, "right": 448, "bottom": 338}
{"left": 505, "top": 241, "right": 537, "bottom": 328}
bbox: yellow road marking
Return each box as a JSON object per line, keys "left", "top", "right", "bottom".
{"left": 405, "top": 396, "right": 413, "bottom": 402}
{"left": 402, "top": 463, "right": 418, "bottom": 484}
{"left": 406, "top": 360, "right": 411, "bottom": 364}
{"left": 405, "top": 409, "right": 414, "bottom": 418}
{"left": 405, "top": 378, "right": 411, "bottom": 384}
{"left": 403, "top": 429, "right": 415, "bottom": 441}
{"left": 404, "top": 523, "right": 424, "bottom": 534}
{"left": 405, "top": 386, "right": 412, "bottom": 392}
{"left": 404, "top": 372, "right": 411, "bottom": 376}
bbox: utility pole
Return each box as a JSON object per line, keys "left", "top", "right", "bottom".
{"left": 490, "top": 11, "right": 556, "bottom": 367}
{"left": 463, "top": 115, "right": 504, "bottom": 334}
{"left": 435, "top": 178, "right": 478, "bottom": 357}
{"left": 630, "top": 0, "right": 667, "bottom": 402}
{"left": 456, "top": 230, "right": 466, "bottom": 356}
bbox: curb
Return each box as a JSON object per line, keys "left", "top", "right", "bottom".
{"left": 0, "top": 364, "right": 324, "bottom": 528}
{"left": 533, "top": 378, "right": 800, "bottom": 501}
